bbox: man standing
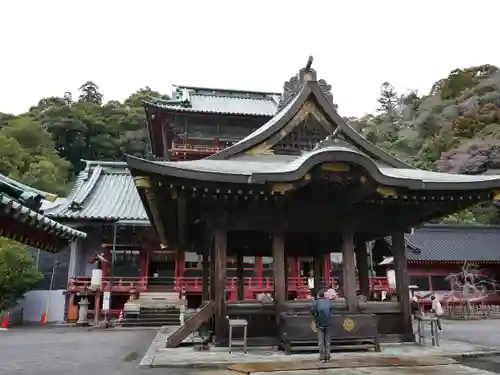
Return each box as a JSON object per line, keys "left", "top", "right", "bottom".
{"left": 311, "top": 290, "right": 333, "bottom": 362}
{"left": 430, "top": 295, "right": 444, "bottom": 331}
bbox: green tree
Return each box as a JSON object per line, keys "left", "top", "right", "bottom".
{"left": 0, "top": 117, "right": 70, "bottom": 194}
{"left": 78, "top": 81, "right": 103, "bottom": 105}
{"left": 30, "top": 85, "right": 170, "bottom": 175}
{"left": 0, "top": 238, "right": 43, "bottom": 313}
{"left": 377, "top": 82, "right": 398, "bottom": 116}
{"left": 378, "top": 82, "right": 400, "bottom": 135}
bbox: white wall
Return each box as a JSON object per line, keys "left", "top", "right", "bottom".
{"left": 19, "top": 290, "right": 66, "bottom": 323}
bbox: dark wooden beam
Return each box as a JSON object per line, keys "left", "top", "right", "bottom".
{"left": 225, "top": 206, "right": 399, "bottom": 235}
{"left": 202, "top": 229, "right": 211, "bottom": 301}
{"left": 341, "top": 228, "right": 357, "bottom": 312}
{"left": 160, "top": 118, "right": 171, "bottom": 160}
{"left": 355, "top": 239, "right": 370, "bottom": 298}
{"left": 236, "top": 252, "right": 244, "bottom": 300}
{"left": 213, "top": 226, "right": 227, "bottom": 342}
{"left": 177, "top": 195, "right": 187, "bottom": 249}
{"left": 392, "top": 231, "right": 412, "bottom": 336}
{"left": 273, "top": 231, "right": 286, "bottom": 311}
{"left": 313, "top": 254, "right": 323, "bottom": 292}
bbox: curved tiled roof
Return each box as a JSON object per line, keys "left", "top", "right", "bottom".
{"left": 128, "top": 62, "right": 500, "bottom": 191}
{"left": 126, "top": 145, "right": 500, "bottom": 191}
{"left": 144, "top": 85, "right": 280, "bottom": 117}
{"left": 405, "top": 224, "right": 500, "bottom": 262}
{"left": 382, "top": 224, "right": 500, "bottom": 263}
{"left": 0, "top": 173, "right": 86, "bottom": 252}
{"left": 0, "top": 194, "right": 86, "bottom": 241}
{"left": 44, "top": 161, "right": 147, "bottom": 221}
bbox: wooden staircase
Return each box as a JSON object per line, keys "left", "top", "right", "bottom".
{"left": 165, "top": 301, "right": 216, "bottom": 348}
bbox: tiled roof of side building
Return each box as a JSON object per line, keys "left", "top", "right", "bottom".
{"left": 43, "top": 161, "right": 148, "bottom": 221}
{"left": 0, "top": 173, "right": 86, "bottom": 249}
{"left": 144, "top": 85, "right": 280, "bottom": 117}
{"left": 384, "top": 224, "right": 500, "bottom": 263}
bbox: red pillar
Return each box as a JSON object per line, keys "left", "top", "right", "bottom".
{"left": 323, "top": 253, "right": 331, "bottom": 286}
{"left": 94, "top": 292, "right": 101, "bottom": 324}
{"left": 255, "top": 256, "right": 263, "bottom": 287}
{"left": 102, "top": 245, "right": 110, "bottom": 278}
{"left": 140, "top": 246, "right": 149, "bottom": 289}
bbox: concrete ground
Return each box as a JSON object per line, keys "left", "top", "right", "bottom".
{"left": 0, "top": 326, "right": 187, "bottom": 375}
{"left": 440, "top": 319, "right": 500, "bottom": 348}
{"left": 1, "top": 319, "right": 500, "bottom": 375}
{"left": 145, "top": 319, "right": 500, "bottom": 369}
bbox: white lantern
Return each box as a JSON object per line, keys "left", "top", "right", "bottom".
{"left": 386, "top": 269, "right": 396, "bottom": 289}
{"left": 90, "top": 269, "right": 103, "bottom": 290}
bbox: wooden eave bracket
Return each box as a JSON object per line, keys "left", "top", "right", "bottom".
{"left": 376, "top": 186, "right": 398, "bottom": 198}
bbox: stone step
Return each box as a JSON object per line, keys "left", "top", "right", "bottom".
{"left": 140, "top": 292, "right": 179, "bottom": 301}
{"left": 122, "top": 303, "right": 181, "bottom": 327}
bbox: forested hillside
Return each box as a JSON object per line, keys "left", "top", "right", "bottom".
{"left": 0, "top": 82, "right": 169, "bottom": 194}
{"left": 350, "top": 64, "right": 500, "bottom": 224}
{"left": 1, "top": 66, "right": 500, "bottom": 223}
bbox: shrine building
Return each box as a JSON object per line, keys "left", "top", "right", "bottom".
{"left": 124, "top": 58, "right": 500, "bottom": 345}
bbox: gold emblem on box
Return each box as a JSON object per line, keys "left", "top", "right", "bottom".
{"left": 342, "top": 317, "right": 355, "bottom": 331}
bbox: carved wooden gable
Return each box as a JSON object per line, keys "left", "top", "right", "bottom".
{"left": 272, "top": 116, "right": 330, "bottom": 154}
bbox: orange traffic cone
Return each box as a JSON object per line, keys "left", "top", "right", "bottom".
{"left": 0, "top": 313, "right": 9, "bottom": 330}
{"left": 39, "top": 310, "right": 47, "bottom": 325}
{"left": 118, "top": 310, "right": 124, "bottom": 326}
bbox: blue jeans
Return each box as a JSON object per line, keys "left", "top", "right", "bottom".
{"left": 317, "top": 327, "right": 331, "bottom": 360}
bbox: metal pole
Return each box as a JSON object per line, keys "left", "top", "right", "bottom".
{"left": 35, "top": 249, "right": 40, "bottom": 271}
{"left": 43, "top": 256, "right": 58, "bottom": 323}
{"left": 49, "top": 257, "right": 57, "bottom": 291}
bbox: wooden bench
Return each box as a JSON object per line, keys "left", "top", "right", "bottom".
{"left": 280, "top": 313, "right": 380, "bottom": 354}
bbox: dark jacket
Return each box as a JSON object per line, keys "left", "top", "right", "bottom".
{"left": 311, "top": 297, "right": 332, "bottom": 328}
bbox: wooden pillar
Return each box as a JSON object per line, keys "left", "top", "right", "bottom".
{"left": 341, "top": 229, "right": 357, "bottom": 312}
{"left": 355, "top": 240, "right": 370, "bottom": 298}
{"left": 202, "top": 227, "right": 212, "bottom": 301}
{"left": 202, "top": 247, "right": 210, "bottom": 301}
{"left": 94, "top": 292, "right": 101, "bottom": 324}
{"left": 273, "top": 231, "right": 286, "bottom": 308}
{"left": 213, "top": 227, "right": 227, "bottom": 342}
{"left": 236, "top": 253, "right": 244, "bottom": 300}
{"left": 177, "top": 196, "right": 187, "bottom": 249}
{"left": 392, "top": 231, "right": 412, "bottom": 336}
{"left": 313, "top": 254, "right": 323, "bottom": 293}
{"left": 284, "top": 257, "right": 289, "bottom": 298}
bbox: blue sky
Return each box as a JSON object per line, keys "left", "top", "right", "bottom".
{"left": 1, "top": 0, "right": 499, "bottom": 117}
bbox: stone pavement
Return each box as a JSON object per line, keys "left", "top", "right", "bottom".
{"left": 440, "top": 319, "right": 500, "bottom": 348}
{"left": 145, "top": 325, "right": 500, "bottom": 369}
{"left": 0, "top": 326, "right": 187, "bottom": 375}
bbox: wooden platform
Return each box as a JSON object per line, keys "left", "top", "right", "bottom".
{"left": 228, "top": 356, "right": 456, "bottom": 374}
{"left": 220, "top": 300, "right": 410, "bottom": 347}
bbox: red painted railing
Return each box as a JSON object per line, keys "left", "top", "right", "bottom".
{"left": 68, "top": 276, "right": 389, "bottom": 294}
{"left": 171, "top": 144, "right": 223, "bottom": 159}
{"left": 68, "top": 277, "right": 148, "bottom": 292}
